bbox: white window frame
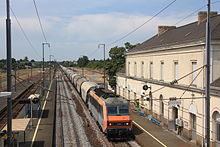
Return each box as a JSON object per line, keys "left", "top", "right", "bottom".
{"left": 134, "top": 62, "right": 137, "bottom": 77}
{"left": 141, "top": 61, "right": 144, "bottom": 78}
{"left": 160, "top": 61, "right": 164, "bottom": 81}
{"left": 192, "top": 61, "right": 197, "bottom": 86}
{"left": 128, "top": 62, "right": 130, "bottom": 76}
{"left": 174, "top": 61, "right": 179, "bottom": 80}
{"left": 150, "top": 62, "right": 153, "bottom": 79}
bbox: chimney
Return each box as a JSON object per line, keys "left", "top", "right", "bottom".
{"left": 198, "top": 11, "right": 218, "bottom": 24}
{"left": 158, "top": 26, "right": 176, "bottom": 35}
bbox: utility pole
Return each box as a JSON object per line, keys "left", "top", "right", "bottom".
{"left": 6, "top": 0, "right": 13, "bottom": 145}
{"left": 205, "top": 0, "right": 211, "bottom": 146}
{"left": 42, "top": 43, "right": 50, "bottom": 97}
{"left": 49, "top": 55, "right": 54, "bottom": 81}
{"left": 14, "top": 66, "right": 16, "bottom": 91}
{"left": 98, "top": 44, "right": 106, "bottom": 89}
{"left": 31, "top": 63, "right": 32, "bottom": 79}
{"left": 0, "top": 75, "right": 2, "bottom": 90}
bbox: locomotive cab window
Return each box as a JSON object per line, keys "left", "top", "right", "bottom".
{"left": 107, "top": 107, "right": 117, "bottom": 116}
{"left": 119, "top": 105, "right": 129, "bottom": 115}
{"left": 107, "top": 105, "right": 129, "bottom": 116}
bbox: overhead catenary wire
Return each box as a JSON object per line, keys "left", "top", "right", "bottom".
{"left": 10, "top": 8, "right": 41, "bottom": 58}
{"left": 32, "top": 0, "right": 48, "bottom": 43}
{"left": 179, "top": 66, "right": 204, "bottom": 99}
{"left": 174, "top": 1, "right": 220, "bottom": 25}
{"left": 108, "top": 0, "right": 177, "bottom": 46}
{"left": 137, "top": 65, "right": 205, "bottom": 98}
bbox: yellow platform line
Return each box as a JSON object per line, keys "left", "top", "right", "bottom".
{"left": 31, "top": 80, "right": 53, "bottom": 147}
{"left": 132, "top": 120, "right": 167, "bottom": 147}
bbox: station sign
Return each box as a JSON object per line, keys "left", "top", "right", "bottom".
{"left": 168, "top": 100, "right": 181, "bottom": 105}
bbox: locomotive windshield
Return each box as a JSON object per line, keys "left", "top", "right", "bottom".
{"left": 107, "top": 106, "right": 117, "bottom": 115}
{"left": 107, "top": 105, "right": 129, "bottom": 116}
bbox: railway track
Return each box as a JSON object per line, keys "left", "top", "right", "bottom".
{"left": 59, "top": 67, "right": 141, "bottom": 147}
{"left": 56, "top": 71, "right": 91, "bottom": 146}
{"left": 0, "top": 73, "right": 43, "bottom": 130}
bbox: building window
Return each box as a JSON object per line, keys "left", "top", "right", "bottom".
{"left": 141, "top": 61, "right": 144, "bottom": 78}
{"left": 217, "top": 123, "right": 220, "bottom": 141}
{"left": 160, "top": 61, "right": 164, "bottom": 81}
{"left": 174, "top": 61, "right": 179, "bottom": 80}
{"left": 128, "top": 62, "right": 130, "bottom": 76}
{"left": 160, "top": 95, "right": 164, "bottom": 117}
{"left": 128, "top": 90, "right": 130, "bottom": 100}
{"left": 192, "top": 61, "right": 197, "bottom": 86}
{"left": 134, "top": 62, "right": 137, "bottom": 77}
{"left": 150, "top": 62, "right": 153, "bottom": 79}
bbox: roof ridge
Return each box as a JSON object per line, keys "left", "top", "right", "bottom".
{"left": 128, "top": 14, "right": 220, "bottom": 53}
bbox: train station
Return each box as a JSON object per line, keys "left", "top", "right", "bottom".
{"left": 0, "top": 0, "right": 220, "bottom": 147}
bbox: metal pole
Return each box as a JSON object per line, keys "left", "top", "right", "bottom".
{"left": 205, "top": 0, "right": 211, "bottom": 146}
{"left": 98, "top": 44, "right": 106, "bottom": 89}
{"left": 49, "top": 55, "right": 51, "bottom": 81}
{"left": 6, "top": 0, "right": 13, "bottom": 145}
{"left": 14, "top": 68, "right": 16, "bottom": 91}
{"left": 82, "top": 67, "right": 84, "bottom": 76}
{"left": 104, "top": 44, "right": 106, "bottom": 89}
{"left": 0, "top": 75, "right": 2, "bottom": 90}
{"left": 31, "top": 64, "right": 32, "bottom": 79}
{"left": 42, "top": 43, "right": 45, "bottom": 97}
{"left": 42, "top": 43, "right": 50, "bottom": 97}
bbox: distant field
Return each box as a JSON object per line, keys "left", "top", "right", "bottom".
{"left": 71, "top": 67, "right": 104, "bottom": 83}
{"left": 0, "top": 68, "right": 42, "bottom": 91}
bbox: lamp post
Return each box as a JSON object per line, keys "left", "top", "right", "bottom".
{"left": 205, "top": 0, "right": 211, "bottom": 146}
{"left": 98, "top": 44, "right": 106, "bottom": 89}
{"left": 6, "top": 0, "right": 13, "bottom": 145}
{"left": 49, "top": 55, "right": 54, "bottom": 81}
{"left": 42, "top": 43, "right": 50, "bottom": 97}
{"left": 79, "top": 55, "right": 84, "bottom": 76}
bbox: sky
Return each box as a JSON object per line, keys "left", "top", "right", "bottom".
{"left": 0, "top": 0, "right": 220, "bottom": 61}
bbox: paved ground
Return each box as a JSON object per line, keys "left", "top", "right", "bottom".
{"left": 132, "top": 111, "right": 198, "bottom": 147}
{"left": 16, "top": 79, "right": 56, "bottom": 147}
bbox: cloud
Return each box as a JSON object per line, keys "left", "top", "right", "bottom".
{"left": 0, "top": 12, "right": 196, "bottom": 61}
{"left": 12, "top": 17, "right": 51, "bottom": 33}
{"left": 62, "top": 12, "right": 194, "bottom": 44}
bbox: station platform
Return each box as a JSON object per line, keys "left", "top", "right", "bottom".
{"left": 17, "top": 80, "right": 56, "bottom": 147}
{"left": 131, "top": 111, "right": 198, "bottom": 147}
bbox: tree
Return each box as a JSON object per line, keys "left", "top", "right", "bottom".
{"left": 24, "top": 56, "right": 29, "bottom": 62}
{"left": 124, "top": 42, "right": 139, "bottom": 51}
{"left": 106, "top": 46, "right": 126, "bottom": 88}
{"left": 77, "top": 56, "right": 89, "bottom": 67}
{"left": 0, "top": 62, "right": 4, "bottom": 70}
{"left": 106, "top": 42, "right": 138, "bottom": 88}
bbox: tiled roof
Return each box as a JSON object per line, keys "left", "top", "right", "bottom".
{"left": 128, "top": 15, "right": 220, "bottom": 53}
{"left": 211, "top": 77, "right": 220, "bottom": 87}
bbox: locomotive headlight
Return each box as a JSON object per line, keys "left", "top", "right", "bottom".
{"left": 125, "top": 122, "right": 129, "bottom": 126}
{"left": 108, "top": 123, "right": 112, "bottom": 126}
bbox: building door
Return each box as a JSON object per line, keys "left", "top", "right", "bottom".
{"left": 159, "top": 95, "right": 164, "bottom": 121}
{"left": 213, "top": 112, "right": 220, "bottom": 147}
{"left": 216, "top": 122, "right": 220, "bottom": 147}
{"left": 169, "top": 107, "right": 178, "bottom": 131}
{"left": 190, "top": 113, "right": 197, "bottom": 141}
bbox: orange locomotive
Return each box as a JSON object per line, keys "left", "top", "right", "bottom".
{"left": 60, "top": 65, "right": 133, "bottom": 139}
{"left": 87, "top": 87, "right": 133, "bottom": 139}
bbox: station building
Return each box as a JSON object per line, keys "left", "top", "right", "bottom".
{"left": 116, "top": 12, "right": 220, "bottom": 146}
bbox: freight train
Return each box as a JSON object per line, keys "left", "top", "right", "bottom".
{"left": 60, "top": 65, "right": 133, "bottom": 139}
